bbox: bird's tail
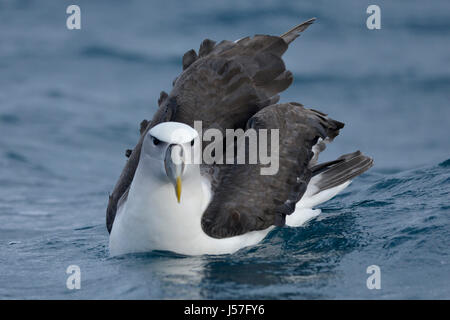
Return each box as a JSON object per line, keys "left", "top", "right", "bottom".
{"left": 285, "top": 151, "right": 373, "bottom": 227}
{"left": 310, "top": 151, "right": 374, "bottom": 194}
{"left": 280, "top": 17, "right": 316, "bottom": 44}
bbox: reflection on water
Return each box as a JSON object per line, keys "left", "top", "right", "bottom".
{"left": 104, "top": 209, "right": 358, "bottom": 299}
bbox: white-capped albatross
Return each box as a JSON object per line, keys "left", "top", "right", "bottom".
{"left": 107, "top": 18, "right": 373, "bottom": 256}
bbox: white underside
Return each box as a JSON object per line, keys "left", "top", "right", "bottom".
{"left": 285, "top": 176, "right": 351, "bottom": 227}
{"left": 109, "top": 163, "right": 351, "bottom": 257}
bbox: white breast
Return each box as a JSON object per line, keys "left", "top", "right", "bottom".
{"left": 109, "top": 165, "right": 272, "bottom": 256}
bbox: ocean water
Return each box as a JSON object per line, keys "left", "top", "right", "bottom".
{"left": 0, "top": 0, "right": 449, "bottom": 299}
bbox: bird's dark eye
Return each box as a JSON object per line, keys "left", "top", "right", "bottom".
{"left": 190, "top": 139, "right": 195, "bottom": 147}
{"left": 152, "top": 137, "right": 160, "bottom": 146}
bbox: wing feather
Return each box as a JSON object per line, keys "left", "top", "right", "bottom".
{"left": 201, "top": 103, "right": 344, "bottom": 238}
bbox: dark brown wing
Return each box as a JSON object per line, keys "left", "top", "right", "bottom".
{"left": 200, "top": 102, "right": 345, "bottom": 238}
{"left": 106, "top": 19, "right": 316, "bottom": 233}
{"left": 150, "top": 36, "right": 292, "bottom": 130}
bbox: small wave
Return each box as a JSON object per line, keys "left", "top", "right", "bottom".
{"left": 18, "top": 210, "right": 52, "bottom": 217}
{"left": 367, "top": 161, "right": 450, "bottom": 196}
{"left": 0, "top": 114, "right": 20, "bottom": 124}
{"left": 5, "top": 151, "right": 28, "bottom": 163}
{"left": 405, "top": 20, "right": 450, "bottom": 34}
{"left": 351, "top": 200, "right": 393, "bottom": 208}
{"left": 74, "top": 225, "right": 96, "bottom": 231}
{"left": 383, "top": 235, "right": 412, "bottom": 249}
{"left": 400, "top": 225, "right": 441, "bottom": 236}
{"left": 46, "top": 89, "right": 64, "bottom": 99}
{"left": 81, "top": 46, "right": 149, "bottom": 64}
{"left": 439, "top": 159, "right": 450, "bottom": 167}
{"left": 80, "top": 45, "right": 179, "bottom": 66}
{"left": 369, "top": 177, "right": 409, "bottom": 192}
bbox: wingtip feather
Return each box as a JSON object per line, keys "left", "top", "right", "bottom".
{"left": 280, "top": 17, "right": 317, "bottom": 44}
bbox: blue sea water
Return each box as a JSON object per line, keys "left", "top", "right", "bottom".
{"left": 0, "top": 0, "right": 449, "bottom": 299}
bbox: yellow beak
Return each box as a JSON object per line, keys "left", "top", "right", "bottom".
{"left": 176, "top": 176, "right": 182, "bottom": 203}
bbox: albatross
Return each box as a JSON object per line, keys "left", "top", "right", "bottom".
{"left": 107, "top": 18, "right": 373, "bottom": 256}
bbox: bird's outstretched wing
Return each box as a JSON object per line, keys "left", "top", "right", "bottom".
{"left": 106, "top": 19, "right": 316, "bottom": 233}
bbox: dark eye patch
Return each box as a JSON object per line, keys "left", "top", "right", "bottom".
{"left": 190, "top": 139, "right": 195, "bottom": 146}
{"left": 152, "top": 137, "right": 160, "bottom": 146}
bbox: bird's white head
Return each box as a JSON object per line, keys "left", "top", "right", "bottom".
{"left": 141, "top": 122, "right": 201, "bottom": 203}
